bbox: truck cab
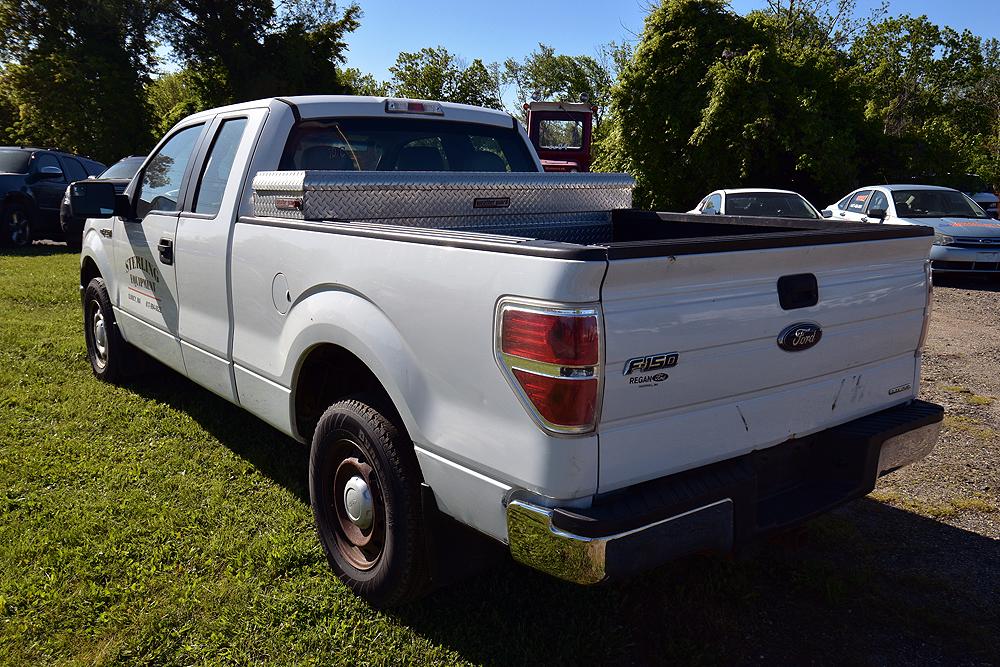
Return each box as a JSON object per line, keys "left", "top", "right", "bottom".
{"left": 524, "top": 101, "right": 595, "bottom": 172}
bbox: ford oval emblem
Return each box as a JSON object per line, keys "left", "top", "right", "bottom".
{"left": 777, "top": 322, "right": 822, "bottom": 352}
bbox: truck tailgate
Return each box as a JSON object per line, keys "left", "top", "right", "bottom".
{"left": 597, "top": 236, "right": 932, "bottom": 493}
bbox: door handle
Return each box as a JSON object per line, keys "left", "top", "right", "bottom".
{"left": 157, "top": 238, "right": 174, "bottom": 265}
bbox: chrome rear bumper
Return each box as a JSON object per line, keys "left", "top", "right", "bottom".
{"left": 506, "top": 400, "right": 943, "bottom": 585}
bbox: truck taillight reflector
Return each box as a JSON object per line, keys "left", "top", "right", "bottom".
{"left": 511, "top": 370, "right": 597, "bottom": 426}
{"left": 500, "top": 309, "right": 598, "bottom": 366}
{"left": 496, "top": 301, "right": 602, "bottom": 435}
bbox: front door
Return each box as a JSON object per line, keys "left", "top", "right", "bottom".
{"left": 114, "top": 122, "right": 207, "bottom": 373}
{"left": 28, "top": 152, "right": 68, "bottom": 230}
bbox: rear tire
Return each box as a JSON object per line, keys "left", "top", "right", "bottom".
{"left": 2, "top": 202, "right": 32, "bottom": 248}
{"left": 309, "top": 396, "right": 429, "bottom": 606}
{"left": 83, "top": 277, "right": 137, "bottom": 384}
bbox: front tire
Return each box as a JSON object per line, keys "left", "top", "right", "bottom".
{"left": 83, "top": 277, "right": 135, "bottom": 384}
{"left": 2, "top": 202, "right": 32, "bottom": 248}
{"left": 309, "top": 396, "right": 429, "bottom": 606}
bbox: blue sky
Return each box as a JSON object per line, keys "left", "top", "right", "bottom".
{"left": 344, "top": 0, "right": 999, "bottom": 101}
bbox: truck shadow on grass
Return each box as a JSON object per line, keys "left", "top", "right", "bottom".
{"left": 125, "top": 368, "right": 999, "bottom": 666}
{"left": 0, "top": 242, "right": 77, "bottom": 258}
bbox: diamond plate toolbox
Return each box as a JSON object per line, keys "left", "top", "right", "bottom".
{"left": 251, "top": 171, "right": 635, "bottom": 225}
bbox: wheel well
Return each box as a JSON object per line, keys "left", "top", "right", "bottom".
{"left": 2, "top": 192, "right": 34, "bottom": 215}
{"left": 293, "top": 344, "right": 402, "bottom": 441}
{"left": 81, "top": 256, "right": 101, "bottom": 290}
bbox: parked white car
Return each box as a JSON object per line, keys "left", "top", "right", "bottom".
{"left": 688, "top": 188, "right": 822, "bottom": 219}
{"left": 822, "top": 185, "right": 1000, "bottom": 272}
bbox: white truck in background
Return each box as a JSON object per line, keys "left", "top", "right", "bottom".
{"left": 72, "top": 96, "right": 943, "bottom": 605}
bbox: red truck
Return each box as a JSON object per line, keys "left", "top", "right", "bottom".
{"left": 523, "top": 101, "right": 596, "bottom": 172}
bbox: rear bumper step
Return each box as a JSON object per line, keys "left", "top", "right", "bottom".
{"left": 506, "top": 399, "right": 943, "bottom": 585}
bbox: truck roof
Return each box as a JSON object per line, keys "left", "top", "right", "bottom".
{"left": 185, "top": 95, "right": 518, "bottom": 129}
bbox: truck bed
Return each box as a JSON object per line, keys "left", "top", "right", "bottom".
{"left": 247, "top": 169, "right": 932, "bottom": 257}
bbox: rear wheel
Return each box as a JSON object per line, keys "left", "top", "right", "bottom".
{"left": 309, "top": 396, "right": 429, "bottom": 606}
{"left": 2, "top": 202, "right": 32, "bottom": 248}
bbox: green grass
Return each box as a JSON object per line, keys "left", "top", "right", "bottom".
{"left": 1, "top": 248, "right": 998, "bottom": 665}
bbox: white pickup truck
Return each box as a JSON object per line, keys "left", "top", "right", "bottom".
{"left": 72, "top": 96, "right": 944, "bottom": 605}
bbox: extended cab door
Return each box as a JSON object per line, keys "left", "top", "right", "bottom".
{"left": 174, "top": 109, "right": 267, "bottom": 401}
{"left": 113, "top": 122, "right": 207, "bottom": 373}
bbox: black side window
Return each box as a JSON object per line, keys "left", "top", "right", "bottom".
{"left": 61, "top": 157, "right": 88, "bottom": 182}
{"left": 33, "top": 153, "right": 64, "bottom": 180}
{"left": 193, "top": 118, "right": 248, "bottom": 216}
{"left": 866, "top": 191, "right": 888, "bottom": 213}
{"left": 136, "top": 124, "right": 204, "bottom": 218}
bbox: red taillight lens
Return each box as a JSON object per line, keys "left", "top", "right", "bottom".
{"left": 497, "top": 303, "right": 601, "bottom": 433}
{"left": 512, "top": 370, "right": 597, "bottom": 426}
{"left": 500, "top": 309, "right": 598, "bottom": 366}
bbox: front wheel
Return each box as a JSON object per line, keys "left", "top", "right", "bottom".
{"left": 309, "top": 396, "right": 429, "bottom": 606}
{"left": 83, "top": 277, "right": 136, "bottom": 384}
{"left": 2, "top": 202, "right": 32, "bottom": 248}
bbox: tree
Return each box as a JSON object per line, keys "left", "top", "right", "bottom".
{"left": 0, "top": 0, "right": 159, "bottom": 162}
{"left": 851, "top": 15, "right": 990, "bottom": 182}
{"left": 146, "top": 70, "right": 208, "bottom": 135}
{"left": 503, "top": 44, "right": 614, "bottom": 125}
{"left": 340, "top": 67, "right": 391, "bottom": 97}
{"left": 593, "top": 0, "right": 870, "bottom": 209}
{"left": 388, "top": 47, "right": 503, "bottom": 109}
{"left": 156, "top": 1, "right": 361, "bottom": 107}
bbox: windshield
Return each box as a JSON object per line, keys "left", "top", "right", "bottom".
{"left": 99, "top": 156, "right": 144, "bottom": 180}
{"left": 0, "top": 150, "right": 30, "bottom": 174}
{"left": 891, "top": 189, "right": 987, "bottom": 219}
{"left": 726, "top": 192, "right": 819, "bottom": 219}
{"left": 538, "top": 119, "right": 584, "bottom": 150}
{"left": 280, "top": 117, "right": 536, "bottom": 172}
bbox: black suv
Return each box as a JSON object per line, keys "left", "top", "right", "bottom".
{"left": 60, "top": 155, "right": 145, "bottom": 248}
{"left": 0, "top": 147, "right": 106, "bottom": 247}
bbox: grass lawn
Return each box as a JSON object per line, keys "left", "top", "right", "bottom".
{"left": 1, "top": 247, "right": 997, "bottom": 666}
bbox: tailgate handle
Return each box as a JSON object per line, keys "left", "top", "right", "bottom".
{"left": 777, "top": 273, "right": 818, "bottom": 310}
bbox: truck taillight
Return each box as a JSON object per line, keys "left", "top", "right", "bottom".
{"left": 917, "top": 259, "right": 933, "bottom": 351}
{"left": 496, "top": 300, "right": 602, "bottom": 434}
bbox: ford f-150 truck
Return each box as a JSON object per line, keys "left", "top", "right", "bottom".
{"left": 71, "top": 95, "right": 944, "bottom": 606}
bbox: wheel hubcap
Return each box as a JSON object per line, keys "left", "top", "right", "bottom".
{"left": 329, "top": 440, "right": 385, "bottom": 570}
{"left": 8, "top": 211, "right": 29, "bottom": 246}
{"left": 91, "top": 304, "right": 108, "bottom": 369}
{"left": 343, "top": 475, "right": 374, "bottom": 530}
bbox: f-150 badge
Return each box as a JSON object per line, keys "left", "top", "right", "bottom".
{"left": 777, "top": 322, "right": 822, "bottom": 351}
{"left": 623, "top": 352, "right": 679, "bottom": 376}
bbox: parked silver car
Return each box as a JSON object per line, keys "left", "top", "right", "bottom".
{"left": 823, "top": 184, "right": 1000, "bottom": 272}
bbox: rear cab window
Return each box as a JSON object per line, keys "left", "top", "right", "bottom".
{"left": 279, "top": 117, "right": 536, "bottom": 173}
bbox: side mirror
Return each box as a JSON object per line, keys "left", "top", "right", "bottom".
{"left": 867, "top": 207, "right": 887, "bottom": 220}
{"left": 69, "top": 180, "right": 126, "bottom": 219}
{"left": 34, "top": 165, "right": 64, "bottom": 180}
{"left": 821, "top": 209, "right": 833, "bottom": 218}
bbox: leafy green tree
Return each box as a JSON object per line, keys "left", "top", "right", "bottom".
{"left": 157, "top": 1, "right": 361, "bottom": 106}
{"left": 851, "top": 15, "right": 990, "bottom": 183}
{"left": 968, "top": 39, "right": 1000, "bottom": 189}
{"left": 0, "top": 0, "right": 159, "bottom": 162}
{"left": 340, "top": 67, "right": 391, "bottom": 97}
{"left": 388, "top": 47, "right": 503, "bottom": 109}
{"left": 146, "top": 70, "right": 208, "bottom": 136}
{"left": 594, "top": 0, "right": 872, "bottom": 209}
{"left": 503, "top": 44, "right": 614, "bottom": 125}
